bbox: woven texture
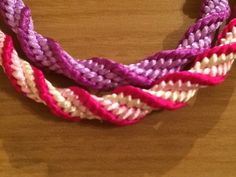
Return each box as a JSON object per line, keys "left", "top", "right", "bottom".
{"left": 1, "top": 18, "right": 236, "bottom": 125}
{"left": 0, "top": 0, "right": 230, "bottom": 90}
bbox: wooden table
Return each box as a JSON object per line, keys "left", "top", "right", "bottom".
{"left": 0, "top": 0, "right": 235, "bottom": 176}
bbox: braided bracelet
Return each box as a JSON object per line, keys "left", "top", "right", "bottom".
{"left": 1, "top": 18, "right": 236, "bottom": 125}
{"left": 0, "top": 0, "right": 230, "bottom": 91}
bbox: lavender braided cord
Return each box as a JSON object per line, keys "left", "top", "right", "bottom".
{"left": 0, "top": 0, "right": 230, "bottom": 90}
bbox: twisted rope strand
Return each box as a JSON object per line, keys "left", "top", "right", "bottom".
{"left": 0, "top": 0, "right": 230, "bottom": 90}
{"left": 1, "top": 18, "right": 236, "bottom": 125}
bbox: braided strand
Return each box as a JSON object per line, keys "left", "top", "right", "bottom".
{"left": 0, "top": 0, "right": 230, "bottom": 90}
{"left": 0, "top": 18, "right": 236, "bottom": 125}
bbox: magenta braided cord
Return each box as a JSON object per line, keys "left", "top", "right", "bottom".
{"left": 1, "top": 17, "right": 236, "bottom": 125}
{"left": 0, "top": 0, "right": 230, "bottom": 91}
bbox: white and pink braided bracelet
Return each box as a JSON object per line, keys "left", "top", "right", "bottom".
{"left": 0, "top": 18, "right": 236, "bottom": 125}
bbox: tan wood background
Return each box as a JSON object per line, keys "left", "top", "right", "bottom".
{"left": 0, "top": 0, "right": 236, "bottom": 176}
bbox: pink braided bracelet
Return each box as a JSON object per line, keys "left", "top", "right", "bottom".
{"left": 0, "top": 0, "right": 230, "bottom": 91}
{"left": 0, "top": 18, "right": 236, "bottom": 125}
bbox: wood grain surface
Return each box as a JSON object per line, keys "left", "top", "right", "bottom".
{"left": 0, "top": 0, "right": 236, "bottom": 177}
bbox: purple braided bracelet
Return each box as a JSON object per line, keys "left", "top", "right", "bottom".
{"left": 0, "top": 0, "right": 230, "bottom": 91}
